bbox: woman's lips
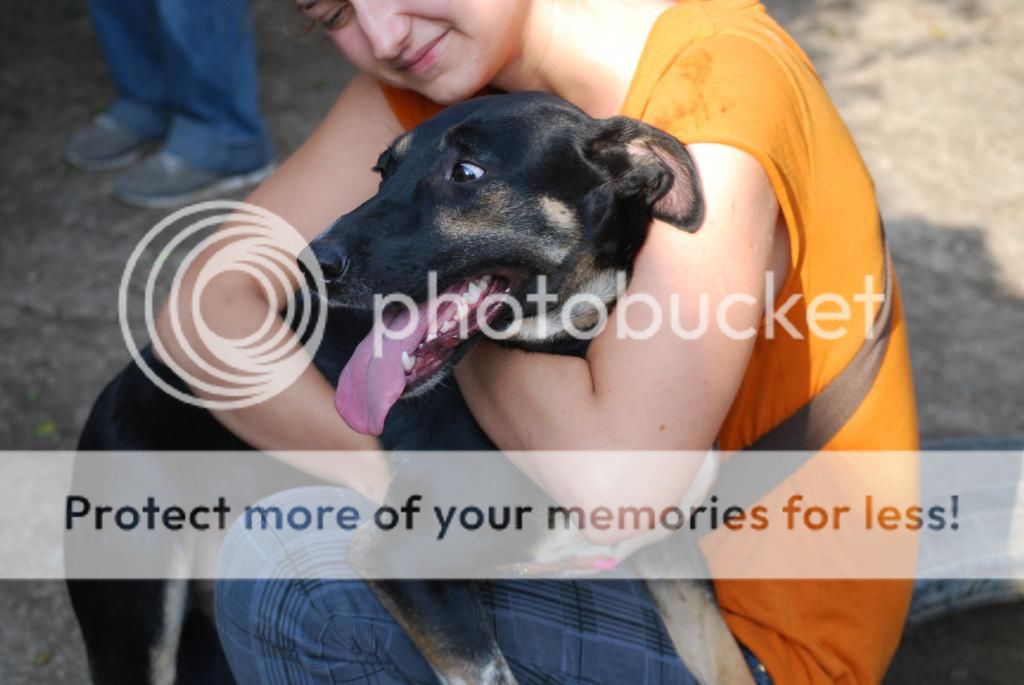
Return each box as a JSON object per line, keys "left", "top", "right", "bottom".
{"left": 399, "top": 30, "right": 449, "bottom": 76}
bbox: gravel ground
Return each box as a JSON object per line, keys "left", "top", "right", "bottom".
{"left": 0, "top": 0, "right": 1020, "bottom": 682}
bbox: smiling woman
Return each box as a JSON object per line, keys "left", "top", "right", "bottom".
{"left": 147, "top": 0, "right": 921, "bottom": 684}
{"left": 298, "top": 0, "right": 534, "bottom": 104}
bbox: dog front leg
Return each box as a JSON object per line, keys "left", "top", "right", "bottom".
{"left": 368, "top": 580, "right": 517, "bottom": 685}
{"left": 633, "top": 534, "right": 753, "bottom": 685}
{"left": 646, "top": 579, "right": 755, "bottom": 685}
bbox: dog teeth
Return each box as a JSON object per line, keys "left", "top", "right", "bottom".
{"left": 426, "top": 331, "right": 437, "bottom": 343}
{"left": 401, "top": 351, "right": 415, "bottom": 373}
{"left": 465, "top": 282, "right": 482, "bottom": 304}
{"left": 456, "top": 301, "right": 469, "bottom": 318}
{"left": 441, "top": 320, "right": 455, "bottom": 333}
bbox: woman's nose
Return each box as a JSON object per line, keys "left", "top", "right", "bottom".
{"left": 354, "top": 0, "right": 410, "bottom": 62}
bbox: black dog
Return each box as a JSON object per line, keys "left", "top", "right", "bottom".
{"left": 68, "top": 92, "right": 752, "bottom": 685}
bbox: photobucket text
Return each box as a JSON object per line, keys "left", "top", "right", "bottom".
{"left": 370, "top": 270, "right": 886, "bottom": 356}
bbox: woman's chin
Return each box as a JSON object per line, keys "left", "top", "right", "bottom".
{"left": 392, "top": 61, "right": 493, "bottom": 104}
{"left": 417, "top": 74, "right": 489, "bottom": 105}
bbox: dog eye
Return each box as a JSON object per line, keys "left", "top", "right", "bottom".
{"left": 451, "top": 162, "right": 485, "bottom": 183}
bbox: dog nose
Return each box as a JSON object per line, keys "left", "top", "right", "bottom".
{"left": 298, "top": 242, "right": 351, "bottom": 288}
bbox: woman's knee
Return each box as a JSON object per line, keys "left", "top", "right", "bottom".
{"left": 215, "top": 576, "right": 442, "bottom": 684}
{"left": 213, "top": 486, "right": 438, "bottom": 683}
{"left": 216, "top": 485, "right": 374, "bottom": 581}
{"left": 213, "top": 484, "right": 373, "bottom": 649}
{"left": 215, "top": 577, "right": 380, "bottom": 683}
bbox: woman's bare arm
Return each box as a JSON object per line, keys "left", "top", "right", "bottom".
{"left": 454, "top": 144, "right": 786, "bottom": 543}
{"left": 153, "top": 74, "right": 402, "bottom": 501}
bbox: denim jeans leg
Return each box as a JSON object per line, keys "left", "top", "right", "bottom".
{"left": 215, "top": 487, "right": 438, "bottom": 684}
{"left": 87, "top": 0, "right": 171, "bottom": 139}
{"left": 214, "top": 487, "right": 771, "bottom": 684}
{"left": 153, "top": 0, "right": 273, "bottom": 174}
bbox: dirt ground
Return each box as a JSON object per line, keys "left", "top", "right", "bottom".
{"left": 0, "top": 0, "right": 1021, "bottom": 683}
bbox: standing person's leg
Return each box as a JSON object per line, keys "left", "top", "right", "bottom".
{"left": 157, "top": 0, "right": 271, "bottom": 174}
{"left": 113, "top": 0, "right": 274, "bottom": 207}
{"left": 65, "top": 0, "right": 170, "bottom": 170}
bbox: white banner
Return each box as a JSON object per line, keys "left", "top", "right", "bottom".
{"left": 3, "top": 450, "right": 1022, "bottom": 580}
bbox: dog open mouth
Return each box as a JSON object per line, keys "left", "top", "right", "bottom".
{"left": 335, "top": 274, "right": 515, "bottom": 435}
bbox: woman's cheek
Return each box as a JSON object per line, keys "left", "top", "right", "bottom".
{"left": 419, "top": 67, "right": 477, "bottom": 104}
{"left": 326, "top": 27, "right": 489, "bottom": 103}
{"left": 431, "top": 44, "right": 498, "bottom": 102}
{"left": 328, "top": 29, "right": 379, "bottom": 75}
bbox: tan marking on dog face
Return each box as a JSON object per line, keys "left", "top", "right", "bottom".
{"left": 438, "top": 185, "right": 574, "bottom": 268}
{"left": 540, "top": 243, "right": 571, "bottom": 264}
{"left": 436, "top": 184, "right": 520, "bottom": 238}
{"left": 436, "top": 188, "right": 569, "bottom": 274}
{"left": 539, "top": 196, "right": 580, "bottom": 236}
{"left": 438, "top": 129, "right": 454, "bottom": 153}
{"left": 392, "top": 132, "right": 413, "bottom": 158}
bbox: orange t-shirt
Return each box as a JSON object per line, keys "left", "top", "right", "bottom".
{"left": 380, "top": 1, "right": 919, "bottom": 682}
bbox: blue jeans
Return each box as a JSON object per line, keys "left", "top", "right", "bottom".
{"left": 87, "top": 0, "right": 272, "bottom": 173}
{"left": 214, "top": 487, "right": 772, "bottom": 685}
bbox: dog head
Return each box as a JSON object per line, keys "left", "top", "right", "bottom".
{"left": 307, "top": 92, "right": 703, "bottom": 435}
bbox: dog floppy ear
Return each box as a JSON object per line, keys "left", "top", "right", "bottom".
{"left": 582, "top": 117, "right": 704, "bottom": 267}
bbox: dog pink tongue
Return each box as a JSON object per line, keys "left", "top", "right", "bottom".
{"left": 335, "top": 303, "right": 432, "bottom": 436}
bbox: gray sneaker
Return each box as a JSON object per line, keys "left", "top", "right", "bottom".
{"left": 112, "top": 150, "right": 276, "bottom": 209}
{"left": 65, "top": 113, "right": 156, "bottom": 172}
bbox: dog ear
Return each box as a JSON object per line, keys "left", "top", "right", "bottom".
{"left": 582, "top": 117, "right": 704, "bottom": 267}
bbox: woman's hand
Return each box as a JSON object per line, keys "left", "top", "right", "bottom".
{"left": 501, "top": 555, "right": 622, "bottom": 578}
{"left": 454, "top": 144, "right": 787, "bottom": 544}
